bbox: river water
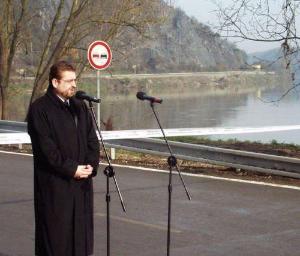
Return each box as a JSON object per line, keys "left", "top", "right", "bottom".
{"left": 10, "top": 73, "right": 300, "bottom": 145}
{"left": 100, "top": 84, "right": 300, "bottom": 145}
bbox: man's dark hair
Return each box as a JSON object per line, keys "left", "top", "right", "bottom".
{"left": 48, "top": 60, "right": 76, "bottom": 88}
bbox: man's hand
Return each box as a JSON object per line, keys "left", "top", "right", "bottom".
{"left": 74, "top": 165, "right": 93, "bottom": 179}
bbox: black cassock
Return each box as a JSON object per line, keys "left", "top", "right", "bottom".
{"left": 27, "top": 87, "right": 100, "bottom": 256}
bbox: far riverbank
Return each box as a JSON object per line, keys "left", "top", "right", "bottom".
{"left": 8, "top": 70, "right": 291, "bottom": 131}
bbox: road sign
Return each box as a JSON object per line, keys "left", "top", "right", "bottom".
{"left": 87, "top": 41, "right": 112, "bottom": 70}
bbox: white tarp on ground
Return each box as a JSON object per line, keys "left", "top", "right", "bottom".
{"left": 2, "top": 125, "right": 300, "bottom": 144}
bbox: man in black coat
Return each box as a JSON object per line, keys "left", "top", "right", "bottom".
{"left": 27, "top": 61, "right": 100, "bottom": 256}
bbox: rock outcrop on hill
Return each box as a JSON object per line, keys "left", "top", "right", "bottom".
{"left": 119, "top": 7, "right": 247, "bottom": 73}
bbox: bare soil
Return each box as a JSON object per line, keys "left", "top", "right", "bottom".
{"left": 112, "top": 150, "right": 300, "bottom": 187}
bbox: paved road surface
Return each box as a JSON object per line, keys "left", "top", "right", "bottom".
{"left": 0, "top": 151, "right": 299, "bottom": 256}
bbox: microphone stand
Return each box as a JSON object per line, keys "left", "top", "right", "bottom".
{"left": 149, "top": 101, "right": 191, "bottom": 256}
{"left": 88, "top": 101, "right": 126, "bottom": 256}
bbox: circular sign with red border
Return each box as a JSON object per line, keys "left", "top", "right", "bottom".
{"left": 87, "top": 41, "right": 112, "bottom": 70}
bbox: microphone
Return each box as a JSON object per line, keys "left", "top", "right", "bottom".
{"left": 75, "top": 91, "right": 101, "bottom": 103}
{"left": 136, "top": 91, "right": 163, "bottom": 104}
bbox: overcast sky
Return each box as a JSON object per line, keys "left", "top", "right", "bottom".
{"left": 173, "top": 0, "right": 299, "bottom": 54}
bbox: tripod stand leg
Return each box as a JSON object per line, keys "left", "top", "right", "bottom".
{"left": 168, "top": 156, "right": 191, "bottom": 200}
{"left": 176, "top": 167, "right": 192, "bottom": 201}
{"left": 106, "top": 176, "right": 110, "bottom": 256}
{"left": 167, "top": 165, "right": 173, "bottom": 256}
{"left": 113, "top": 176, "right": 126, "bottom": 212}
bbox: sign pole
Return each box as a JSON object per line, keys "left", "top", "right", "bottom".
{"left": 87, "top": 40, "right": 112, "bottom": 128}
{"left": 97, "top": 70, "right": 100, "bottom": 126}
{"left": 87, "top": 40, "right": 115, "bottom": 256}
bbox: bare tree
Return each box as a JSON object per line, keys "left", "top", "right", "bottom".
{"left": 213, "top": 0, "right": 300, "bottom": 100}
{"left": 0, "top": 0, "right": 29, "bottom": 119}
{"left": 29, "top": 0, "right": 165, "bottom": 104}
{"left": 0, "top": 0, "right": 166, "bottom": 119}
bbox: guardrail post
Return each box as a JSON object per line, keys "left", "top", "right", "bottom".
{"left": 110, "top": 148, "right": 115, "bottom": 160}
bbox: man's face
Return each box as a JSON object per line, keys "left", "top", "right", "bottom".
{"left": 52, "top": 70, "right": 77, "bottom": 99}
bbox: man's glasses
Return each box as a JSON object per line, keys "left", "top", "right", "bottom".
{"left": 59, "top": 78, "right": 77, "bottom": 84}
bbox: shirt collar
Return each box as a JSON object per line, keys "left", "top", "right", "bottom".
{"left": 56, "top": 94, "right": 69, "bottom": 104}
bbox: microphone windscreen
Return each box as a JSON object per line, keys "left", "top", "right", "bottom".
{"left": 75, "top": 91, "right": 86, "bottom": 98}
{"left": 136, "top": 91, "right": 146, "bottom": 100}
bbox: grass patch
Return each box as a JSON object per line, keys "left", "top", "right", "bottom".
{"left": 167, "top": 136, "right": 300, "bottom": 150}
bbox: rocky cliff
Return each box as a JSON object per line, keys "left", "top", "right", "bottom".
{"left": 113, "top": 6, "right": 247, "bottom": 73}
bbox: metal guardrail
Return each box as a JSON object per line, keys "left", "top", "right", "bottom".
{"left": 0, "top": 120, "right": 27, "bottom": 132}
{"left": 105, "top": 138, "right": 300, "bottom": 179}
{"left": 1, "top": 120, "right": 300, "bottom": 179}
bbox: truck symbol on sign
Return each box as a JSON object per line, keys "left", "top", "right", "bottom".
{"left": 92, "top": 54, "right": 108, "bottom": 59}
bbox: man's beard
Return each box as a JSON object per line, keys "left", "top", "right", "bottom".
{"left": 63, "top": 88, "right": 76, "bottom": 99}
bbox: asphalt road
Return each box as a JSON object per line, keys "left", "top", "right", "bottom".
{"left": 0, "top": 151, "right": 300, "bottom": 256}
